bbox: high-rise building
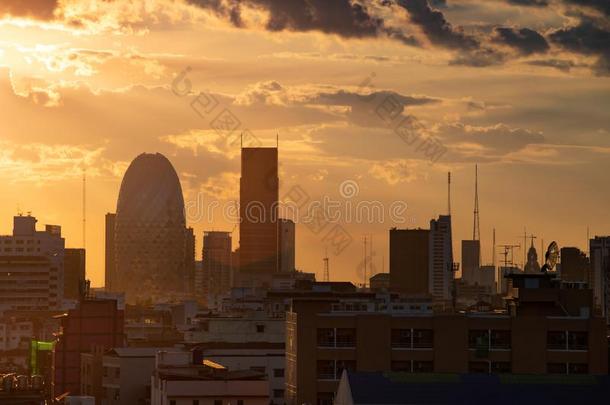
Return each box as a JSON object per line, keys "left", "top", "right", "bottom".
{"left": 560, "top": 247, "right": 589, "bottom": 283}
{"left": 239, "top": 147, "right": 279, "bottom": 286}
{"left": 279, "top": 218, "right": 296, "bottom": 273}
{"left": 389, "top": 228, "right": 429, "bottom": 295}
{"left": 202, "top": 231, "right": 232, "bottom": 303}
{"left": 429, "top": 215, "right": 454, "bottom": 301}
{"left": 64, "top": 248, "right": 86, "bottom": 301}
{"left": 590, "top": 236, "right": 610, "bottom": 321}
{"left": 52, "top": 299, "right": 124, "bottom": 397}
{"left": 461, "top": 240, "right": 480, "bottom": 285}
{"left": 0, "top": 215, "right": 65, "bottom": 311}
{"left": 110, "top": 153, "right": 193, "bottom": 303}
{"left": 104, "top": 213, "right": 115, "bottom": 291}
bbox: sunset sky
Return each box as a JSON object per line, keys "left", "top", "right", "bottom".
{"left": 0, "top": 0, "right": 609, "bottom": 286}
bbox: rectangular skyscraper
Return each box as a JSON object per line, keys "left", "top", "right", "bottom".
{"left": 389, "top": 228, "right": 429, "bottom": 294}
{"left": 461, "top": 240, "right": 480, "bottom": 285}
{"left": 202, "top": 231, "right": 232, "bottom": 303}
{"left": 590, "top": 236, "right": 610, "bottom": 322}
{"left": 429, "top": 215, "right": 454, "bottom": 301}
{"left": 279, "top": 218, "right": 296, "bottom": 273}
{"left": 64, "top": 248, "right": 86, "bottom": 300}
{"left": 105, "top": 213, "right": 115, "bottom": 291}
{"left": 239, "top": 147, "right": 279, "bottom": 287}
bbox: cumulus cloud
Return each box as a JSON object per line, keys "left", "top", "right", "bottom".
{"left": 0, "top": 0, "right": 58, "bottom": 20}
{"left": 549, "top": 20, "right": 610, "bottom": 75}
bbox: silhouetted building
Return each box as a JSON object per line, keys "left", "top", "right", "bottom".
{"left": 429, "top": 215, "right": 454, "bottom": 301}
{"left": 279, "top": 218, "right": 296, "bottom": 273}
{"left": 285, "top": 275, "right": 607, "bottom": 405}
{"left": 64, "top": 248, "right": 86, "bottom": 301}
{"left": 369, "top": 273, "right": 390, "bottom": 292}
{"left": 111, "top": 153, "right": 193, "bottom": 303}
{"left": 461, "top": 240, "right": 480, "bottom": 285}
{"left": 524, "top": 241, "right": 541, "bottom": 274}
{"left": 202, "top": 231, "right": 233, "bottom": 303}
{"left": 478, "top": 265, "right": 496, "bottom": 291}
{"left": 53, "top": 299, "right": 124, "bottom": 397}
{"left": 104, "top": 213, "right": 115, "bottom": 292}
{"left": 239, "top": 147, "right": 279, "bottom": 287}
{"left": 0, "top": 215, "right": 65, "bottom": 311}
{"left": 590, "top": 236, "right": 610, "bottom": 323}
{"left": 389, "top": 228, "right": 429, "bottom": 295}
{"left": 560, "top": 247, "right": 589, "bottom": 283}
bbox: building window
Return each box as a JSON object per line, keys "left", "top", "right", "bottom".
{"left": 214, "top": 400, "right": 222, "bottom": 405}
{"left": 256, "top": 324, "right": 265, "bottom": 333}
{"left": 273, "top": 389, "right": 285, "bottom": 398}
{"left": 237, "top": 401, "right": 243, "bottom": 405}
{"left": 336, "top": 360, "right": 356, "bottom": 378}
{"left": 336, "top": 328, "right": 356, "bottom": 348}
{"left": 391, "top": 361, "right": 411, "bottom": 372}
{"left": 391, "top": 329, "right": 411, "bottom": 348}
{"left": 413, "top": 361, "right": 434, "bottom": 373}
{"left": 170, "top": 401, "right": 176, "bottom": 405}
{"left": 193, "top": 401, "right": 199, "bottom": 405}
{"left": 273, "top": 368, "right": 284, "bottom": 378}
{"left": 469, "top": 330, "right": 489, "bottom": 349}
{"left": 568, "top": 332, "right": 588, "bottom": 350}
{"left": 317, "top": 392, "right": 334, "bottom": 405}
{"left": 317, "top": 328, "right": 335, "bottom": 347}
{"left": 491, "top": 330, "right": 511, "bottom": 349}
{"left": 468, "top": 361, "right": 489, "bottom": 374}
{"left": 568, "top": 363, "right": 588, "bottom": 374}
{"left": 547, "top": 363, "right": 568, "bottom": 374}
{"left": 316, "top": 360, "right": 335, "bottom": 380}
{"left": 491, "top": 361, "right": 511, "bottom": 374}
{"left": 412, "top": 329, "right": 433, "bottom": 349}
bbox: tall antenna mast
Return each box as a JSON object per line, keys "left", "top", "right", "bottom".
{"left": 447, "top": 172, "right": 451, "bottom": 216}
{"left": 473, "top": 165, "right": 480, "bottom": 241}
{"left": 363, "top": 236, "right": 367, "bottom": 287}
{"left": 82, "top": 168, "right": 87, "bottom": 249}
{"left": 323, "top": 248, "right": 330, "bottom": 282}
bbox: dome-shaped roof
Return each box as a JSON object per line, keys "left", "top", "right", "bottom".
{"left": 116, "top": 153, "right": 185, "bottom": 224}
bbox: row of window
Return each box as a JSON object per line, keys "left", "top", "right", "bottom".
{"left": 1, "top": 247, "right": 41, "bottom": 252}
{"left": 317, "top": 328, "right": 588, "bottom": 351}
{"left": 169, "top": 400, "right": 246, "bottom": 405}
{"left": 1, "top": 239, "right": 41, "bottom": 244}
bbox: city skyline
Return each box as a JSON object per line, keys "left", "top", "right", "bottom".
{"left": 0, "top": 0, "right": 609, "bottom": 287}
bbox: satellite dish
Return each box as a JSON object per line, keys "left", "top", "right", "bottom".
{"left": 541, "top": 241, "right": 559, "bottom": 272}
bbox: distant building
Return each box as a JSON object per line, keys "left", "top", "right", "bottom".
{"left": 64, "top": 248, "right": 86, "bottom": 301}
{"left": 202, "top": 231, "right": 233, "bottom": 304}
{"left": 590, "top": 236, "right": 610, "bottom": 322}
{"left": 524, "top": 241, "right": 541, "bottom": 274}
{"left": 285, "top": 274, "right": 607, "bottom": 405}
{"left": 111, "top": 153, "right": 193, "bottom": 303}
{"left": 239, "top": 147, "right": 279, "bottom": 287}
{"left": 429, "top": 215, "right": 454, "bottom": 301}
{"left": 184, "top": 315, "right": 285, "bottom": 344}
{"left": 53, "top": 299, "right": 124, "bottom": 397}
{"left": 0, "top": 215, "right": 65, "bottom": 311}
{"left": 150, "top": 351, "right": 269, "bottom": 405}
{"left": 389, "top": 228, "right": 429, "bottom": 295}
{"left": 279, "top": 218, "right": 296, "bottom": 273}
{"left": 104, "top": 213, "right": 115, "bottom": 292}
{"left": 560, "top": 247, "right": 589, "bottom": 283}
{"left": 478, "top": 265, "right": 496, "bottom": 291}
{"left": 461, "top": 240, "right": 480, "bottom": 285}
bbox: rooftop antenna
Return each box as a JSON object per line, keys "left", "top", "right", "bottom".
{"left": 240, "top": 132, "right": 243, "bottom": 148}
{"left": 323, "top": 248, "right": 330, "bottom": 282}
{"left": 447, "top": 172, "right": 451, "bottom": 216}
{"left": 586, "top": 226, "right": 590, "bottom": 255}
{"left": 473, "top": 165, "right": 480, "bottom": 241}
{"left": 363, "top": 235, "right": 368, "bottom": 287}
{"left": 523, "top": 227, "right": 527, "bottom": 267}
{"left": 276, "top": 133, "right": 279, "bottom": 148}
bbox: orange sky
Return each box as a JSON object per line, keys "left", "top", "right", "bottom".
{"left": 0, "top": 0, "right": 609, "bottom": 286}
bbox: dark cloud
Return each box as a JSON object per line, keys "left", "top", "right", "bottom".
{"left": 494, "top": 27, "right": 549, "bottom": 55}
{"left": 564, "top": 0, "right": 610, "bottom": 17}
{"left": 526, "top": 59, "right": 578, "bottom": 72}
{"left": 0, "top": 0, "right": 58, "bottom": 19}
{"left": 395, "top": 0, "right": 479, "bottom": 50}
{"left": 550, "top": 20, "right": 610, "bottom": 75}
{"left": 506, "top": 0, "right": 549, "bottom": 6}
